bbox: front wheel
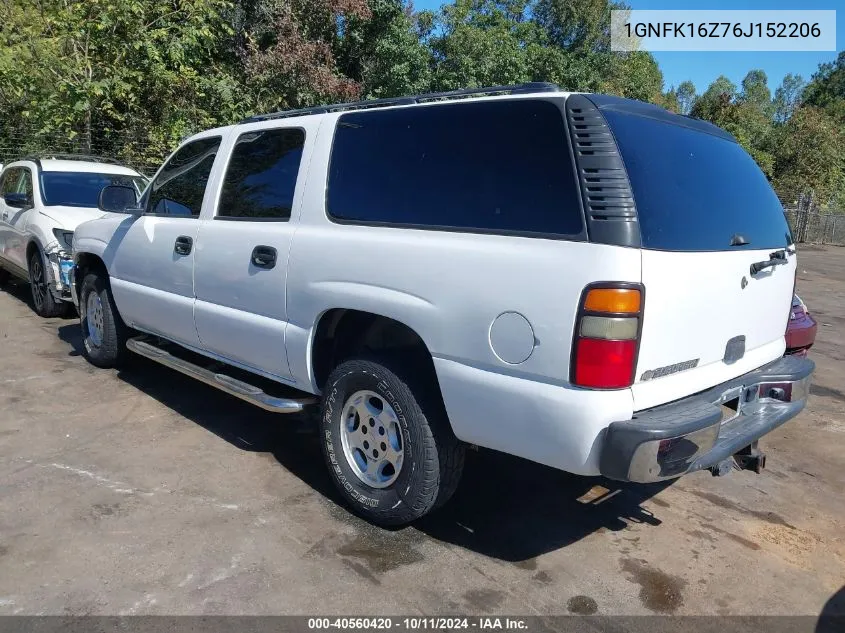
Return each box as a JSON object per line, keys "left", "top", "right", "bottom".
{"left": 320, "top": 357, "right": 464, "bottom": 526}
{"left": 79, "top": 271, "right": 128, "bottom": 368}
{"left": 28, "top": 251, "right": 67, "bottom": 318}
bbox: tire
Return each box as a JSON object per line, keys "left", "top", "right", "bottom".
{"left": 0, "top": 267, "right": 10, "bottom": 285}
{"left": 28, "top": 250, "right": 67, "bottom": 318}
{"left": 79, "top": 271, "right": 129, "bottom": 368}
{"left": 320, "top": 356, "right": 464, "bottom": 526}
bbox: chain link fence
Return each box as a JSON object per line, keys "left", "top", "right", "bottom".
{"left": 784, "top": 193, "right": 845, "bottom": 246}
{"left": 0, "top": 121, "right": 205, "bottom": 177}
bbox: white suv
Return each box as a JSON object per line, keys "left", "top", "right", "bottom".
{"left": 0, "top": 155, "right": 146, "bottom": 317}
{"left": 70, "top": 84, "right": 814, "bottom": 526}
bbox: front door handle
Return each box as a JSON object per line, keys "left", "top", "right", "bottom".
{"left": 1, "top": 212, "right": 7, "bottom": 221}
{"left": 174, "top": 236, "right": 193, "bottom": 256}
{"left": 251, "top": 245, "right": 277, "bottom": 269}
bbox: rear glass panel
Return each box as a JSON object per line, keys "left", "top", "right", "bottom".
{"left": 604, "top": 110, "right": 793, "bottom": 252}
{"left": 327, "top": 99, "right": 583, "bottom": 236}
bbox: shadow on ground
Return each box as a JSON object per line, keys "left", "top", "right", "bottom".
{"left": 818, "top": 585, "right": 845, "bottom": 633}
{"left": 74, "top": 342, "right": 674, "bottom": 561}
{"left": 1, "top": 278, "right": 77, "bottom": 321}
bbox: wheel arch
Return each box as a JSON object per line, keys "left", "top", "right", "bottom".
{"left": 25, "top": 236, "right": 48, "bottom": 282}
{"left": 310, "top": 308, "right": 441, "bottom": 394}
{"left": 73, "top": 252, "right": 111, "bottom": 309}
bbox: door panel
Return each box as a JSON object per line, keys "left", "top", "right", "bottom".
{"left": 194, "top": 221, "right": 292, "bottom": 378}
{"left": 106, "top": 134, "right": 224, "bottom": 348}
{"left": 0, "top": 168, "right": 34, "bottom": 271}
{"left": 193, "top": 125, "right": 310, "bottom": 380}
{"left": 109, "top": 216, "right": 202, "bottom": 347}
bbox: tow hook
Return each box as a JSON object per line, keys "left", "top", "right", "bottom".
{"left": 709, "top": 441, "right": 767, "bottom": 476}
{"left": 734, "top": 441, "right": 767, "bottom": 474}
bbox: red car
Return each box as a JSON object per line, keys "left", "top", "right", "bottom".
{"left": 786, "top": 295, "right": 817, "bottom": 357}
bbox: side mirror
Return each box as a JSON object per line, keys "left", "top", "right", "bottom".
{"left": 3, "top": 192, "right": 30, "bottom": 209}
{"left": 98, "top": 185, "right": 139, "bottom": 213}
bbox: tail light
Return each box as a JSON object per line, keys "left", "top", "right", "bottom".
{"left": 571, "top": 284, "right": 644, "bottom": 389}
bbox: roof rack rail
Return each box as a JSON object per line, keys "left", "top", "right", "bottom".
{"left": 241, "top": 82, "right": 560, "bottom": 124}
{"left": 16, "top": 153, "right": 122, "bottom": 165}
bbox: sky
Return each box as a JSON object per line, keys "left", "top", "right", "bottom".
{"left": 413, "top": 0, "right": 843, "bottom": 96}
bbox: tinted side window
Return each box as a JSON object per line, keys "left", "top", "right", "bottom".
{"left": 604, "top": 110, "right": 792, "bottom": 252}
{"left": 18, "top": 169, "right": 32, "bottom": 197}
{"left": 148, "top": 137, "right": 221, "bottom": 218}
{"left": 1, "top": 168, "right": 21, "bottom": 196}
{"left": 217, "top": 128, "right": 305, "bottom": 220}
{"left": 327, "top": 100, "right": 583, "bottom": 236}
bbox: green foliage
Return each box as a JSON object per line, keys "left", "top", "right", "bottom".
{"left": 0, "top": 0, "right": 841, "bottom": 204}
{"left": 803, "top": 51, "right": 845, "bottom": 123}
{"left": 676, "top": 81, "right": 696, "bottom": 115}
{"left": 772, "top": 73, "right": 805, "bottom": 124}
{"left": 772, "top": 106, "right": 844, "bottom": 206}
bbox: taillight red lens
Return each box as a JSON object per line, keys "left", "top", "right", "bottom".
{"left": 571, "top": 283, "right": 644, "bottom": 389}
{"left": 574, "top": 338, "right": 638, "bottom": 389}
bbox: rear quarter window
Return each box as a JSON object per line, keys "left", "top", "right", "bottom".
{"left": 604, "top": 110, "right": 792, "bottom": 252}
{"left": 327, "top": 99, "right": 584, "bottom": 237}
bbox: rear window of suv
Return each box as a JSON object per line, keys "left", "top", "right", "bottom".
{"left": 327, "top": 99, "right": 584, "bottom": 237}
{"left": 604, "top": 110, "right": 792, "bottom": 252}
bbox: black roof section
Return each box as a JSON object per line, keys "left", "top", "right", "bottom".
{"left": 587, "top": 94, "right": 738, "bottom": 143}
{"left": 240, "top": 82, "right": 561, "bottom": 124}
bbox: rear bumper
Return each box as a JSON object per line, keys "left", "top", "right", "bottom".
{"left": 600, "top": 355, "right": 814, "bottom": 483}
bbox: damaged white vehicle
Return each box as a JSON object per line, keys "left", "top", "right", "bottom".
{"left": 0, "top": 155, "right": 146, "bottom": 317}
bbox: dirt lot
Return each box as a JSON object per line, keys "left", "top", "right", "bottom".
{"left": 0, "top": 245, "right": 843, "bottom": 617}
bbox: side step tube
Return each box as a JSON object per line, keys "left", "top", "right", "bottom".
{"left": 126, "top": 337, "right": 317, "bottom": 413}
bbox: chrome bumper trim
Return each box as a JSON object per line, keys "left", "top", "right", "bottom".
{"left": 601, "top": 355, "right": 815, "bottom": 483}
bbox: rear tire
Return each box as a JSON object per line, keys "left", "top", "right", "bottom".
{"left": 320, "top": 356, "right": 464, "bottom": 526}
{"left": 79, "top": 271, "right": 129, "bottom": 368}
{"left": 28, "top": 250, "right": 67, "bottom": 318}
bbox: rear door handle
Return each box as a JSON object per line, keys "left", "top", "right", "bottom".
{"left": 1, "top": 212, "right": 7, "bottom": 221}
{"left": 251, "top": 245, "right": 277, "bottom": 269}
{"left": 174, "top": 236, "right": 193, "bottom": 256}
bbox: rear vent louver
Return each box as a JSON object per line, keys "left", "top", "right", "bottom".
{"left": 565, "top": 95, "right": 640, "bottom": 247}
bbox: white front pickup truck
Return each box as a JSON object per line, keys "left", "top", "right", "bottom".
{"left": 70, "top": 84, "right": 814, "bottom": 526}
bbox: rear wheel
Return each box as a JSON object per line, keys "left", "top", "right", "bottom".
{"left": 320, "top": 356, "right": 464, "bottom": 526}
{"left": 79, "top": 271, "right": 129, "bottom": 368}
{"left": 28, "top": 250, "right": 66, "bottom": 318}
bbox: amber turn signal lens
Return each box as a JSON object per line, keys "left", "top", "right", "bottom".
{"left": 584, "top": 288, "right": 641, "bottom": 314}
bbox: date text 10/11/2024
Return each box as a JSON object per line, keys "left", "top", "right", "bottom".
{"left": 307, "top": 618, "right": 529, "bottom": 630}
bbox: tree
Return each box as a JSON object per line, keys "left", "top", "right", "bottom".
{"left": 533, "top": 0, "right": 618, "bottom": 52}
{"left": 676, "top": 80, "right": 696, "bottom": 115}
{"left": 662, "top": 86, "right": 680, "bottom": 113}
{"left": 803, "top": 51, "right": 845, "bottom": 123}
{"left": 241, "top": 0, "right": 369, "bottom": 111}
{"left": 427, "top": 0, "right": 540, "bottom": 90}
{"left": 772, "top": 106, "right": 845, "bottom": 206}
{"left": 772, "top": 73, "right": 806, "bottom": 124}
{"left": 738, "top": 69, "right": 771, "bottom": 114}
{"left": 0, "top": 0, "right": 243, "bottom": 170}
{"left": 690, "top": 75, "right": 737, "bottom": 120}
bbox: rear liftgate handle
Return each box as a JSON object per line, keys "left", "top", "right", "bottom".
{"left": 251, "top": 245, "right": 277, "bottom": 270}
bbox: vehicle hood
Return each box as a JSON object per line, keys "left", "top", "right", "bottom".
{"left": 39, "top": 206, "right": 107, "bottom": 231}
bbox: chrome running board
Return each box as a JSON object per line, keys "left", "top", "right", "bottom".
{"left": 126, "top": 336, "right": 316, "bottom": 413}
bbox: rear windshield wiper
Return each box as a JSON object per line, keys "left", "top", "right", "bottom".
{"left": 730, "top": 233, "right": 750, "bottom": 246}
{"left": 750, "top": 249, "right": 789, "bottom": 275}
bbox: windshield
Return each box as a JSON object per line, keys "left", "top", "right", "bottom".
{"left": 604, "top": 110, "right": 793, "bottom": 252}
{"left": 40, "top": 172, "right": 147, "bottom": 208}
